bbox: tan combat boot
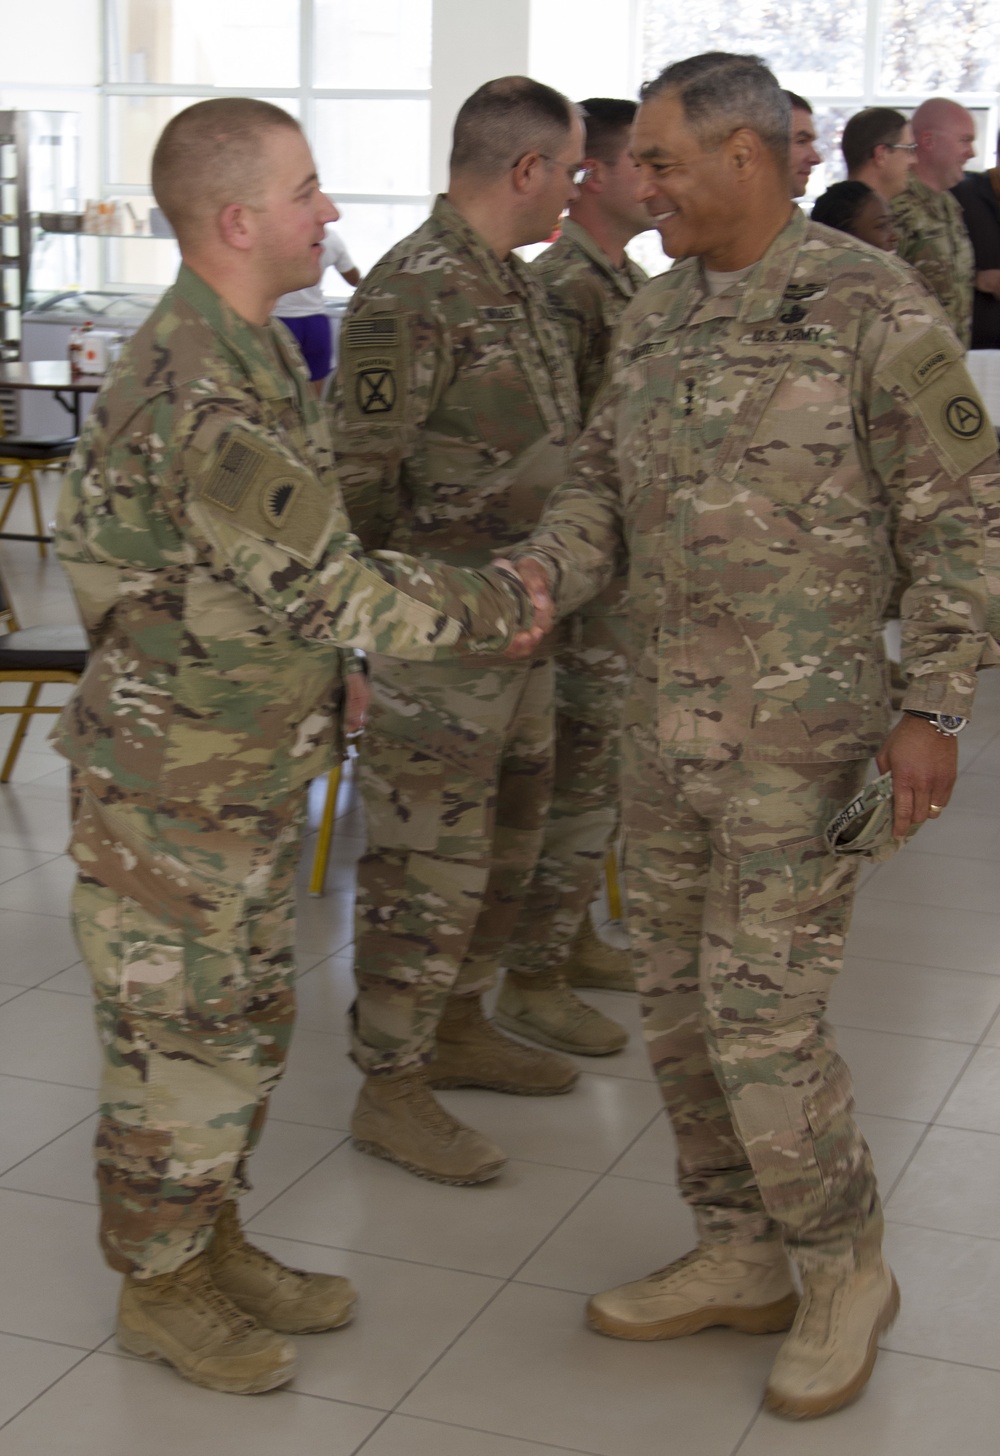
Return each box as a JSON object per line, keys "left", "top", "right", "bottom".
{"left": 765, "top": 1257, "right": 899, "bottom": 1419}
{"left": 208, "top": 1201, "right": 356, "bottom": 1333}
{"left": 426, "top": 993, "right": 579, "bottom": 1094}
{"left": 117, "top": 1252, "right": 297, "bottom": 1393}
{"left": 495, "top": 968, "right": 628, "bottom": 1055}
{"left": 565, "top": 918, "right": 635, "bottom": 993}
{"left": 351, "top": 1066, "right": 507, "bottom": 1184}
{"left": 587, "top": 1241, "right": 799, "bottom": 1341}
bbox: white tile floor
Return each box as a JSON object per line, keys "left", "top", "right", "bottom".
{"left": 2, "top": 484, "right": 1000, "bottom": 1454}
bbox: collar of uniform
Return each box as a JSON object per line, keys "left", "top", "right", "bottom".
{"left": 431, "top": 195, "right": 531, "bottom": 299}
{"left": 651, "top": 207, "right": 808, "bottom": 333}
{"left": 172, "top": 264, "right": 298, "bottom": 405}
{"left": 735, "top": 206, "right": 811, "bottom": 324}
{"left": 557, "top": 219, "right": 644, "bottom": 297}
{"left": 902, "top": 171, "right": 954, "bottom": 219}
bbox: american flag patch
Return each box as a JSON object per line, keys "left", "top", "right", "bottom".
{"left": 345, "top": 317, "right": 399, "bottom": 348}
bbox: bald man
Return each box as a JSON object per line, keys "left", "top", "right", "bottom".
{"left": 892, "top": 97, "right": 976, "bottom": 346}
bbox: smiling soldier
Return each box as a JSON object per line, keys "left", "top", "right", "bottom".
{"left": 508, "top": 51, "right": 1000, "bottom": 1419}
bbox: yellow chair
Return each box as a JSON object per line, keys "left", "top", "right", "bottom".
{"left": 0, "top": 434, "right": 76, "bottom": 559}
{"left": 0, "top": 560, "right": 87, "bottom": 782}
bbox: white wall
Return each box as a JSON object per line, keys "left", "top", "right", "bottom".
{"left": 529, "top": 0, "right": 639, "bottom": 105}
{"left": 428, "top": 0, "right": 643, "bottom": 195}
{"left": 429, "top": 0, "right": 531, "bottom": 195}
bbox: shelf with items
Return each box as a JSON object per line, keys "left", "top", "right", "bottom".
{"left": 26, "top": 226, "right": 178, "bottom": 320}
{"left": 0, "top": 110, "right": 80, "bottom": 365}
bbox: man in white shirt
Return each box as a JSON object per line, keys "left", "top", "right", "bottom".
{"left": 274, "top": 215, "right": 361, "bottom": 394}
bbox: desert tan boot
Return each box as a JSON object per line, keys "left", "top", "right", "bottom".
{"left": 587, "top": 1241, "right": 799, "bottom": 1341}
{"left": 117, "top": 1252, "right": 297, "bottom": 1393}
{"left": 765, "top": 1258, "right": 899, "bottom": 1419}
{"left": 495, "top": 969, "right": 628, "bottom": 1055}
{"left": 208, "top": 1201, "right": 356, "bottom": 1333}
{"left": 351, "top": 1067, "right": 506, "bottom": 1184}
{"left": 565, "top": 918, "right": 635, "bottom": 992}
{"left": 426, "top": 993, "right": 579, "bottom": 1094}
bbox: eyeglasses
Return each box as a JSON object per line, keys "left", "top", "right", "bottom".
{"left": 537, "top": 155, "right": 592, "bottom": 186}
{"left": 885, "top": 142, "right": 918, "bottom": 152}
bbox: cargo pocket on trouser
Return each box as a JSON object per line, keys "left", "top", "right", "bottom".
{"left": 68, "top": 801, "right": 275, "bottom": 1277}
{"left": 709, "top": 834, "right": 864, "bottom": 1236}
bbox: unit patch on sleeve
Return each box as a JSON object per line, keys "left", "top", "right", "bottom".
{"left": 195, "top": 426, "right": 332, "bottom": 565}
{"left": 881, "top": 326, "right": 995, "bottom": 477}
{"left": 340, "top": 312, "right": 405, "bottom": 424}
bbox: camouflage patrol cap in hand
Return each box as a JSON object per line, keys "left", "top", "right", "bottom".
{"left": 825, "top": 771, "right": 915, "bottom": 862}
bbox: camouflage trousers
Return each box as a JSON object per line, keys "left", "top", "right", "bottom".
{"left": 68, "top": 782, "right": 306, "bottom": 1278}
{"left": 352, "top": 653, "right": 554, "bottom": 1075}
{"left": 501, "top": 600, "right": 631, "bottom": 975}
{"left": 621, "top": 723, "right": 882, "bottom": 1276}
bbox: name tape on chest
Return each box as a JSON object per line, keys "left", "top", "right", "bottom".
{"left": 740, "top": 324, "right": 836, "bottom": 346}
{"left": 480, "top": 305, "right": 525, "bottom": 322}
{"left": 197, "top": 429, "right": 330, "bottom": 564}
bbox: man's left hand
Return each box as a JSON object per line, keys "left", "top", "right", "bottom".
{"left": 876, "top": 713, "right": 958, "bottom": 836}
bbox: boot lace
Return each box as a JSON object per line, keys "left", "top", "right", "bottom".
{"left": 176, "top": 1257, "right": 260, "bottom": 1336}
{"left": 406, "top": 1075, "right": 464, "bottom": 1136}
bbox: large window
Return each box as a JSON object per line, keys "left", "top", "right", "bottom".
{"left": 640, "top": 0, "right": 1000, "bottom": 193}
{"left": 99, "top": 0, "right": 433, "bottom": 290}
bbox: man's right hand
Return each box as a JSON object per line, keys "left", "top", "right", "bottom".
{"left": 492, "top": 556, "right": 554, "bottom": 659}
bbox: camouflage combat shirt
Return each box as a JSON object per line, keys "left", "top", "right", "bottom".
{"left": 534, "top": 218, "right": 648, "bottom": 419}
{"left": 892, "top": 173, "right": 975, "bottom": 350}
{"left": 53, "top": 265, "right": 532, "bottom": 809}
{"left": 521, "top": 208, "right": 1000, "bottom": 763}
{"left": 330, "top": 196, "right": 580, "bottom": 569}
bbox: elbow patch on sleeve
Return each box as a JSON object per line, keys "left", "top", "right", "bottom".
{"left": 194, "top": 425, "right": 334, "bottom": 566}
{"left": 339, "top": 311, "right": 407, "bottom": 425}
{"left": 879, "top": 327, "right": 997, "bottom": 478}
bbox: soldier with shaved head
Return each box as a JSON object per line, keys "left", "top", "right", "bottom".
{"left": 53, "top": 96, "right": 541, "bottom": 1396}
{"left": 892, "top": 97, "right": 977, "bottom": 346}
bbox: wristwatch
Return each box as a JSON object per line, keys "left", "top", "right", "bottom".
{"left": 903, "top": 710, "right": 969, "bottom": 736}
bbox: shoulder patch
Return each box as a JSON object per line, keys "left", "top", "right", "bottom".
{"left": 340, "top": 311, "right": 406, "bottom": 425}
{"left": 881, "top": 326, "right": 995, "bottom": 478}
{"left": 196, "top": 427, "right": 332, "bottom": 566}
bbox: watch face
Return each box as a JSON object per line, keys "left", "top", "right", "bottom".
{"left": 938, "top": 715, "right": 967, "bottom": 733}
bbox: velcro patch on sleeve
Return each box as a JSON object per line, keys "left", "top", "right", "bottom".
{"left": 881, "top": 326, "right": 995, "bottom": 477}
{"left": 340, "top": 311, "right": 406, "bottom": 424}
{"left": 196, "top": 426, "right": 333, "bottom": 566}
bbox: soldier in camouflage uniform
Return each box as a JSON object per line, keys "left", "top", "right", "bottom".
{"left": 53, "top": 99, "right": 541, "bottom": 1396}
{"left": 496, "top": 99, "right": 650, "bottom": 1023}
{"left": 511, "top": 54, "right": 1000, "bottom": 1419}
{"left": 892, "top": 97, "right": 976, "bottom": 349}
{"left": 331, "top": 77, "right": 614, "bottom": 1185}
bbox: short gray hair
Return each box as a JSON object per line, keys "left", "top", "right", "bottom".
{"left": 641, "top": 52, "right": 790, "bottom": 164}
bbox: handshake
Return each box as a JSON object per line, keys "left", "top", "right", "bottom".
{"left": 491, "top": 557, "right": 555, "bottom": 660}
